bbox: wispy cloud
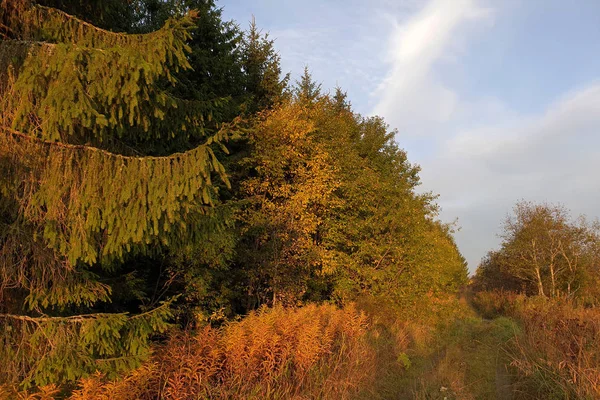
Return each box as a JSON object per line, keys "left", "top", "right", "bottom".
{"left": 373, "top": 0, "right": 493, "bottom": 136}
{"left": 372, "top": 0, "right": 600, "bottom": 271}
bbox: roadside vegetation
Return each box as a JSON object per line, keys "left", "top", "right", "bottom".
{"left": 1, "top": 0, "right": 466, "bottom": 396}
{"left": 470, "top": 200, "right": 600, "bottom": 400}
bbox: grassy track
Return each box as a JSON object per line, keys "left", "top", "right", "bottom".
{"left": 360, "top": 306, "right": 520, "bottom": 399}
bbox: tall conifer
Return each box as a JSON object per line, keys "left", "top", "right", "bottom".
{"left": 241, "top": 17, "right": 289, "bottom": 112}
{"left": 294, "top": 66, "right": 321, "bottom": 103}
{"left": 0, "top": 0, "right": 234, "bottom": 388}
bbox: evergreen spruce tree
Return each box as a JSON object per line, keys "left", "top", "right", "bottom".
{"left": 1, "top": 0, "right": 134, "bottom": 36}
{"left": 0, "top": 0, "right": 236, "bottom": 388}
{"left": 332, "top": 85, "right": 351, "bottom": 112}
{"left": 241, "top": 17, "right": 289, "bottom": 113}
{"left": 294, "top": 66, "right": 321, "bottom": 103}
{"left": 136, "top": 0, "right": 247, "bottom": 115}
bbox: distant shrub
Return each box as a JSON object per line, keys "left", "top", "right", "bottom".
{"left": 469, "top": 290, "right": 523, "bottom": 319}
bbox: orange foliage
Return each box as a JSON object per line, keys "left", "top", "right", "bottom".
{"left": 0, "top": 384, "right": 60, "bottom": 400}
{"left": 65, "top": 303, "right": 374, "bottom": 400}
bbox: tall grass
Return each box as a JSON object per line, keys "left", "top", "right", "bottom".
{"left": 472, "top": 291, "right": 600, "bottom": 399}
{"left": 64, "top": 303, "right": 374, "bottom": 400}
{"left": 510, "top": 300, "right": 600, "bottom": 399}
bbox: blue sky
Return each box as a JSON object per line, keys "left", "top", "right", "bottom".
{"left": 219, "top": 0, "right": 600, "bottom": 272}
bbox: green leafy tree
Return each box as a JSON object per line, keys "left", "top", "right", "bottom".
{"left": 472, "top": 250, "right": 529, "bottom": 293}
{"left": 318, "top": 108, "right": 467, "bottom": 304}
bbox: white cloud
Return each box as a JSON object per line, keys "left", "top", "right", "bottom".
{"left": 421, "top": 83, "right": 600, "bottom": 272}
{"left": 372, "top": 0, "right": 493, "bottom": 136}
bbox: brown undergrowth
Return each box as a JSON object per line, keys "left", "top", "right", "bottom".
{"left": 2, "top": 295, "right": 497, "bottom": 400}
{"left": 1, "top": 303, "right": 375, "bottom": 400}
{"left": 472, "top": 291, "right": 600, "bottom": 399}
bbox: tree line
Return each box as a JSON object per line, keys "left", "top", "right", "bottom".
{"left": 0, "top": 0, "right": 467, "bottom": 389}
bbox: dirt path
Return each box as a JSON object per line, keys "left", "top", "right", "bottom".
{"left": 408, "top": 316, "right": 518, "bottom": 399}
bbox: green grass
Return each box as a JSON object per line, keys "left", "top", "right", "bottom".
{"left": 357, "top": 306, "right": 521, "bottom": 400}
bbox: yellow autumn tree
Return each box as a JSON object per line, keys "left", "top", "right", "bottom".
{"left": 238, "top": 100, "right": 339, "bottom": 306}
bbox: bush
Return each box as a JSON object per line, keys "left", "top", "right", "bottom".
{"left": 469, "top": 290, "right": 522, "bottom": 319}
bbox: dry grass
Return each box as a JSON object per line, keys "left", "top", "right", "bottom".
{"left": 61, "top": 303, "right": 374, "bottom": 400}
{"left": 509, "top": 300, "right": 600, "bottom": 399}
{"left": 472, "top": 291, "right": 600, "bottom": 399}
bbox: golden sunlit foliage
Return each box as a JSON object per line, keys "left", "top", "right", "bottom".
{"left": 53, "top": 304, "right": 372, "bottom": 400}
{"left": 239, "top": 101, "right": 340, "bottom": 305}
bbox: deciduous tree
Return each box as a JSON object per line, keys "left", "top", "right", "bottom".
{"left": 475, "top": 201, "right": 600, "bottom": 299}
